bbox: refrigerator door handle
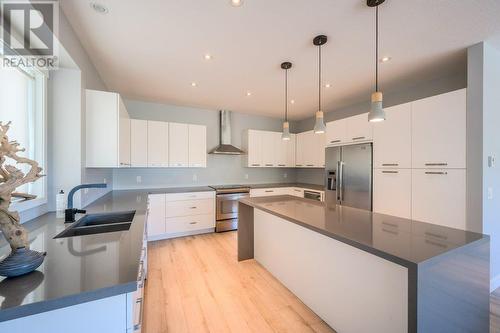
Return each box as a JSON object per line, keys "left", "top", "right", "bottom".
{"left": 337, "top": 161, "right": 344, "bottom": 203}
{"left": 336, "top": 161, "right": 341, "bottom": 201}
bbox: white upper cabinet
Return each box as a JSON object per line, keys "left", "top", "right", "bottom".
{"left": 188, "top": 124, "right": 207, "bottom": 168}
{"left": 314, "top": 132, "right": 326, "bottom": 167}
{"left": 169, "top": 122, "right": 189, "bottom": 167}
{"left": 247, "top": 130, "right": 263, "bottom": 167}
{"left": 411, "top": 89, "right": 466, "bottom": 169}
{"left": 285, "top": 134, "right": 296, "bottom": 167}
{"left": 373, "top": 103, "right": 412, "bottom": 168}
{"left": 325, "top": 119, "right": 348, "bottom": 146}
{"left": 346, "top": 113, "right": 373, "bottom": 143}
{"left": 262, "top": 131, "right": 278, "bottom": 167}
{"left": 295, "top": 131, "right": 324, "bottom": 168}
{"left": 275, "top": 132, "right": 288, "bottom": 167}
{"left": 131, "top": 119, "right": 148, "bottom": 167}
{"left": 86, "top": 89, "right": 131, "bottom": 168}
{"left": 295, "top": 131, "right": 307, "bottom": 167}
{"left": 147, "top": 121, "right": 169, "bottom": 167}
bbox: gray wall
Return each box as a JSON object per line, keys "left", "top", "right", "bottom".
{"left": 468, "top": 42, "right": 500, "bottom": 289}
{"left": 112, "top": 101, "right": 297, "bottom": 189}
{"left": 294, "top": 72, "right": 467, "bottom": 185}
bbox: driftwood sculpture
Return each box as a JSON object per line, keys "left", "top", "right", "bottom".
{"left": 0, "top": 121, "right": 43, "bottom": 250}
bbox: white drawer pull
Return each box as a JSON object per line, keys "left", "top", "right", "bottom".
{"left": 425, "top": 171, "right": 448, "bottom": 175}
{"left": 425, "top": 163, "right": 447, "bottom": 166}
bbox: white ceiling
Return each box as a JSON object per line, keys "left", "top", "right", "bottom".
{"left": 60, "top": 0, "right": 500, "bottom": 120}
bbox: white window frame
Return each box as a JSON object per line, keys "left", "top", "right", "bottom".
{"left": 1, "top": 58, "right": 48, "bottom": 213}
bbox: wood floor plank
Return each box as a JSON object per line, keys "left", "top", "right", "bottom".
{"left": 144, "top": 231, "right": 500, "bottom": 333}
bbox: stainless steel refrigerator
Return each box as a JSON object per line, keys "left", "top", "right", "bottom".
{"left": 325, "top": 143, "right": 373, "bottom": 210}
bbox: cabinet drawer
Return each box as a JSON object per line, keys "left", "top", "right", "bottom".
{"left": 166, "top": 199, "right": 214, "bottom": 217}
{"left": 373, "top": 169, "right": 412, "bottom": 219}
{"left": 250, "top": 188, "right": 290, "bottom": 197}
{"left": 165, "top": 191, "right": 215, "bottom": 202}
{"left": 411, "top": 169, "right": 466, "bottom": 230}
{"left": 165, "top": 214, "right": 215, "bottom": 233}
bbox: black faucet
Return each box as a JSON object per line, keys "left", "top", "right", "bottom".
{"left": 65, "top": 183, "right": 108, "bottom": 223}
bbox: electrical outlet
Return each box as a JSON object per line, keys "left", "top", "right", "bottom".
{"left": 283, "top": 173, "right": 288, "bottom": 178}
{"left": 488, "top": 187, "right": 493, "bottom": 200}
{"left": 136, "top": 176, "right": 142, "bottom": 184}
{"left": 84, "top": 188, "right": 89, "bottom": 194}
{"left": 192, "top": 174, "right": 198, "bottom": 182}
{"left": 488, "top": 155, "right": 496, "bottom": 168}
{"left": 244, "top": 174, "right": 249, "bottom": 180}
{"left": 103, "top": 178, "right": 107, "bottom": 184}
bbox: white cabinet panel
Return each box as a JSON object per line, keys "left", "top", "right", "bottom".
{"left": 275, "top": 133, "right": 289, "bottom": 167}
{"left": 131, "top": 119, "right": 148, "bottom": 167}
{"left": 373, "top": 103, "right": 412, "bottom": 168}
{"left": 314, "top": 132, "right": 326, "bottom": 167}
{"left": 262, "top": 131, "right": 277, "bottom": 167}
{"left": 165, "top": 191, "right": 214, "bottom": 202}
{"left": 411, "top": 89, "right": 466, "bottom": 169}
{"left": 166, "top": 199, "right": 214, "bottom": 218}
{"left": 325, "top": 119, "right": 348, "bottom": 146}
{"left": 169, "top": 123, "right": 189, "bottom": 167}
{"left": 346, "top": 113, "right": 373, "bottom": 143}
{"left": 86, "top": 89, "right": 131, "bottom": 168}
{"left": 147, "top": 121, "right": 169, "bottom": 167}
{"left": 286, "top": 134, "right": 296, "bottom": 167}
{"left": 411, "top": 169, "right": 466, "bottom": 230}
{"left": 296, "top": 132, "right": 307, "bottom": 167}
{"left": 250, "top": 188, "right": 290, "bottom": 197}
{"left": 188, "top": 124, "right": 207, "bottom": 167}
{"left": 118, "top": 98, "right": 131, "bottom": 167}
{"left": 147, "top": 194, "right": 166, "bottom": 238}
{"left": 165, "top": 214, "right": 215, "bottom": 234}
{"left": 247, "top": 130, "right": 263, "bottom": 167}
{"left": 373, "top": 169, "right": 412, "bottom": 219}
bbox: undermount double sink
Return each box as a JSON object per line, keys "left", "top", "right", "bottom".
{"left": 54, "top": 211, "right": 136, "bottom": 239}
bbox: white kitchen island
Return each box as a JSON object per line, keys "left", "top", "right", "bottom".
{"left": 238, "top": 196, "right": 490, "bottom": 333}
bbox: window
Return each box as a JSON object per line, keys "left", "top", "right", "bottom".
{"left": 0, "top": 65, "right": 47, "bottom": 210}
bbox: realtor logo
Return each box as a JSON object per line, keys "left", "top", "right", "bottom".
{"left": 1, "top": 0, "right": 59, "bottom": 69}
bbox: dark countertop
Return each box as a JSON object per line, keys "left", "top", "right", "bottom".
{"left": 239, "top": 195, "right": 488, "bottom": 267}
{"left": 0, "top": 186, "right": 215, "bottom": 322}
{"left": 247, "top": 183, "right": 324, "bottom": 191}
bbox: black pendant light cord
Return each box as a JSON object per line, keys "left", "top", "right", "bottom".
{"left": 318, "top": 44, "right": 322, "bottom": 111}
{"left": 375, "top": 5, "right": 379, "bottom": 92}
{"left": 285, "top": 68, "right": 288, "bottom": 122}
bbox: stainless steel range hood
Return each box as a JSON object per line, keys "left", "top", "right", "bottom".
{"left": 209, "top": 110, "right": 245, "bottom": 155}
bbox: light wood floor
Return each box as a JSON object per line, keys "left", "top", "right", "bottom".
{"left": 144, "top": 231, "right": 500, "bottom": 333}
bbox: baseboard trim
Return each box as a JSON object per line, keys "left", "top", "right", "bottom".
{"left": 147, "top": 228, "right": 215, "bottom": 242}
{"left": 491, "top": 274, "right": 500, "bottom": 293}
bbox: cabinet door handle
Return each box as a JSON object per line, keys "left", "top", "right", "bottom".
{"left": 352, "top": 136, "right": 366, "bottom": 141}
{"left": 296, "top": 164, "right": 303, "bottom": 167}
{"left": 330, "top": 140, "right": 341, "bottom": 144}
{"left": 189, "top": 222, "right": 198, "bottom": 225}
{"left": 265, "top": 190, "right": 274, "bottom": 193}
{"left": 265, "top": 164, "right": 273, "bottom": 166}
{"left": 278, "top": 164, "right": 286, "bottom": 167}
{"left": 251, "top": 164, "right": 261, "bottom": 166}
{"left": 189, "top": 206, "right": 197, "bottom": 209}
{"left": 382, "top": 163, "right": 399, "bottom": 166}
{"left": 134, "top": 298, "right": 144, "bottom": 330}
{"left": 306, "top": 164, "right": 314, "bottom": 167}
{"left": 425, "top": 163, "right": 448, "bottom": 166}
{"left": 425, "top": 171, "right": 448, "bottom": 175}
{"left": 382, "top": 170, "right": 399, "bottom": 174}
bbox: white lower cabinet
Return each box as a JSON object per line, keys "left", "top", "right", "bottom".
{"left": 411, "top": 169, "right": 466, "bottom": 230}
{"left": 147, "top": 191, "right": 215, "bottom": 241}
{"left": 373, "top": 169, "right": 412, "bottom": 219}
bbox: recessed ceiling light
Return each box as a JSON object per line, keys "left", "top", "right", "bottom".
{"left": 246, "top": 91, "right": 252, "bottom": 96}
{"left": 380, "top": 56, "right": 392, "bottom": 63}
{"left": 204, "top": 54, "right": 212, "bottom": 60}
{"left": 90, "top": 2, "right": 108, "bottom": 14}
{"left": 325, "top": 83, "right": 331, "bottom": 88}
{"left": 290, "top": 100, "right": 295, "bottom": 104}
{"left": 191, "top": 82, "right": 197, "bottom": 87}
{"left": 230, "top": 0, "right": 243, "bottom": 7}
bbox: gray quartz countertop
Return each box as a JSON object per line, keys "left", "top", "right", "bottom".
{"left": 0, "top": 186, "right": 215, "bottom": 322}
{"left": 247, "top": 183, "right": 324, "bottom": 191}
{"left": 239, "top": 195, "right": 488, "bottom": 267}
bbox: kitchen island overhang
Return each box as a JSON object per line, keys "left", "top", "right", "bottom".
{"left": 238, "top": 195, "right": 490, "bottom": 333}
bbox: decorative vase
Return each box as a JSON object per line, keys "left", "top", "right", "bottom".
{"left": 0, "top": 247, "right": 46, "bottom": 278}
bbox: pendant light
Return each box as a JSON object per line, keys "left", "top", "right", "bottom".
{"left": 281, "top": 62, "right": 292, "bottom": 141}
{"left": 313, "top": 35, "right": 327, "bottom": 134}
{"left": 367, "top": 0, "right": 386, "bottom": 122}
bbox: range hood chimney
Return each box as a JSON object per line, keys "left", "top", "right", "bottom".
{"left": 209, "top": 110, "right": 245, "bottom": 155}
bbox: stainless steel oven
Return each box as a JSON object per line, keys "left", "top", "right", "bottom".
{"left": 210, "top": 185, "right": 250, "bottom": 232}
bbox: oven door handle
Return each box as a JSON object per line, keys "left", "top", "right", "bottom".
{"left": 216, "top": 193, "right": 249, "bottom": 200}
